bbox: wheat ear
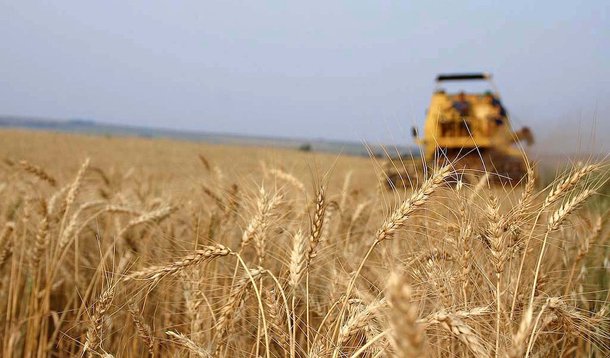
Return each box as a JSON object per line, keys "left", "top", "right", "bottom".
{"left": 542, "top": 164, "right": 598, "bottom": 210}
{"left": 84, "top": 285, "right": 114, "bottom": 357}
{"left": 240, "top": 187, "right": 281, "bottom": 264}
{"left": 124, "top": 244, "right": 231, "bottom": 281}
{"left": 507, "top": 306, "right": 533, "bottom": 358}
{"left": 118, "top": 205, "right": 176, "bottom": 238}
{"left": 63, "top": 158, "right": 90, "bottom": 217}
{"left": 376, "top": 165, "right": 452, "bottom": 243}
{"left": 198, "top": 154, "right": 212, "bottom": 172}
{"left": 127, "top": 301, "right": 155, "bottom": 356}
{"left": 547, "top": 188, "right": 594, "bottom": 232}
{"left": 306, "top": 186, "right": 326, "bottom": 266}
{"left": 263, "top": 288, "right": 290, "bottom": 352}
{"left": 529, "top": 188, "right": 595, "bottom": 308}
{"left": 19, "top": 160, "right": 57, "bottom": 186}
{"left": 387, "top": 273, "right": 424, "bottom": 357}
{"left": 0, "top": 222, "right": 16, "bottom": 269}
{"left": 337, "top": 165, "right": 453, "bottom": 342}
{"left": 30, "top": 202, "right": 49, "bottom": 271}
{"left": 288, "top": 230, "right": 307, "bottom": 289}
{"left": 214, "top": 266, "right": 266, "bottom": 357}
{"left": 269, "top": 168, "right": 306, "bottom": 194}
{"left": 426, "top": 313, "right": 489, "bottom": 358}
{"left": 486, "top": 195, "right": 507, "bottom": 357}
{"left": 338, "top": 299, "right": 384, "bottom": 353}
{"left": 58, "top": 200, "right": 106, "bottom": 249}
{"left": 166, "top": 330, "right": 210, "bottom": 357}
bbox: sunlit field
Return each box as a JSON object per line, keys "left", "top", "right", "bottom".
{"left": 0, "top": 129, "right": 608, "bottom": 357}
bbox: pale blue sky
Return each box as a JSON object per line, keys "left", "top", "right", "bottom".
{"left": 1, "top": 1, "right": 608, "bottom": 151}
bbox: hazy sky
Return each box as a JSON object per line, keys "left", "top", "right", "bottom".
{"left": 1, "top": 1, "right": 608, "bottom": 152}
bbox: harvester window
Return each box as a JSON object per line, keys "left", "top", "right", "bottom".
{"left": 452, "top": 92, "right": 470, "bottom": 117}
{"left": 459, "top": 121, "right": 471, "bottom": 136}
{"left": 439, "top": 119, "right": 471, "bottom": 137}
{"left": 440, "top": 122, "right": 452, "bottom": 137}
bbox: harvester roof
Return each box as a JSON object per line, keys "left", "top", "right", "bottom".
{"left": 434, "top": 72, "right": 498, "bottom": 96}
{"left": 436, "top": 73, "right": 490, "bottom": 81}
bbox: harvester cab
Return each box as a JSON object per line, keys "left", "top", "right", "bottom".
{"left": 385, "top": 73, "right": 534, "bottom": 188}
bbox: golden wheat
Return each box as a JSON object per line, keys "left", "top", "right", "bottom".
{"left": 0, "top": 130, "right": 608, "bottom": 357}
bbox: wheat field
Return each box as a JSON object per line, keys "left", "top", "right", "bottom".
{"left": 0, "top": 129, "right": 608, "bottom": 357}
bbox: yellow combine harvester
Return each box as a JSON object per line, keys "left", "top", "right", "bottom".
{"left": 385, "top": 73, "right": 534, "bottom": 187}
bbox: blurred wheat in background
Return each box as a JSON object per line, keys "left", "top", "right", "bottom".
{"left": 0, "top": 130, "right": 608, "bottom": 357}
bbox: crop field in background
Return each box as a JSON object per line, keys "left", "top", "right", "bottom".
{"left": 0, "top": 129, "right": 608, "bottom": 357}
